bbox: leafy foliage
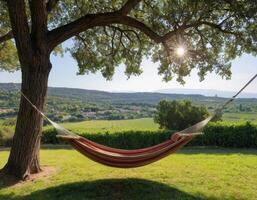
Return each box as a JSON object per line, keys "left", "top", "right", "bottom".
{"left": 71, "top": 28, "right": 149, "bottom": 79}
{"left": 154, "top": 99, "right": 210, "bottom": 130}
{"left": 0, "top": 125, "right": 13, "bottom": 146}
{"left": 1, "top": 0, "right": 257, "bottom": 82}
{"left": 192, "top": 121, "right": 257, "bottom": 148}
{"left": 54, "top": 0, "right": 257, "bottom": 82}
{"left": 0, "top": 1, "right": 18, "bottom": 71}
{"left": 149, "top": 1, "right": 257, "bottom": 82}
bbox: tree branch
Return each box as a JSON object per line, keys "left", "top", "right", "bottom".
{"left": 109, "top": 28, "right": 117, "bottom": 57}
{"left": 108, "top": 25, "right": 141, "bottom": 43}
{"left": 195, "top": 28, "right": 208, "bottom": 51}
{"left": 75, "top": 34, "right": 96, "bottom": 58}
{"left": 47, "top": 12, "right": 164, "bottom": 50}
{"left": 0, "top": 30, "right": 13, "bottom": 43}
{"left": 6, "top": 0, "right": 33, "bottom": 66}
{"left": 199, "top": 21, "right": 238, "bottom": 35}
{"left": 118, "top": 0, "right": 142, "bottom": 15}
{"left": 29, "top": 0, "right": 48, "bottom": 48}
{"left": 47, "top": 4, "right": 239, "bottom": 51}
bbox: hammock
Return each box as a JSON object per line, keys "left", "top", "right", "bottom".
{"left": 17, "top": 73, "right": 256, "bottom": 168}
{"left": 53, "top": 117, "right": 211, "bottom": 168}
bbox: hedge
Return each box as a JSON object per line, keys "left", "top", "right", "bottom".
{"left": 41, "top": 121, "right": 257, "bottom": 148}
{"left": 42, "top": 128, "right": 173, "bottom": 149}
{"left": 1, "top": 121, "right": 257, "bottom": 148}
{"left": 0, "top": 126, "right": 13, "bottom": 147}
{"left": 193, "top": 121, "right": 257, "bottom": 148}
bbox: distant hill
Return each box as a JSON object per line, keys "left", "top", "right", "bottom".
{"left": 0, "top": 83, "right": 256, "bottom": 105}
{"left": 156, "top": 88, "right": 257, "bottom": 98}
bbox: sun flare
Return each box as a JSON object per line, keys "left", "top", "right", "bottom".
{"left": 176, "top": 47, "right": 186, "bottom": 57}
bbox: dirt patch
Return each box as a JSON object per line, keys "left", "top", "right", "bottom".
{"left": 0, "top": 166, "right": 56, "bottom": 188}
{"left": 27, "top": 166, "right": 56, "bottom": 183}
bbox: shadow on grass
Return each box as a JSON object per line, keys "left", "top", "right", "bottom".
{"left": 0, "top": 178, "right": 217, "bottom": 200}
{"left": 0, "top": 172, "right": 20, "bottom": 189}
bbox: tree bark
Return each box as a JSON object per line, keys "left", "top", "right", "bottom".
{"left": 2, "top": 56, "right": 51, "bottom": 180}
{"left": 2, "top": 0, "right": 51, "bottom": 181}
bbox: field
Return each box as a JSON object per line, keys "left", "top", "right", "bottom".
{"left": 48, "top": 113, "right": 257, "bottom": 134}
{"left": 222, "top": 112, "right": 257, "bottom": 123}
{"left": 0, "top": 148, "right": 257, "bottom": 200}
{"left": 55, "top": 118, "right": 159, "bottom": 133}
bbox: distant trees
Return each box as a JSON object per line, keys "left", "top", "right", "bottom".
{"left": 154, "top": 100, "right": 210, "bottom": 130}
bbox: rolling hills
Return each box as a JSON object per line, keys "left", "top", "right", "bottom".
{"left": 1, "top": 83, "right": 256, "bottom": 105}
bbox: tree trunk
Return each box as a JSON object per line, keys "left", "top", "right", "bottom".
{"left": 2, "top": 56, "right": 51, "bottom": 180}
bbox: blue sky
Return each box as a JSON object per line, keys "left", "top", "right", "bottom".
{"left": 0, "top": 51, "right": 256, "bottom": 93}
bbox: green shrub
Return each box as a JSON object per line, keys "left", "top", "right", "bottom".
{"left": 0, "top": 126, "right": 14, "bottom": 146}
{"left": 41, "top": 128, "right": 59, "bottom": 144}
{"left": 41, "top": 128, "right": 173, "bottom": 149}
{"left": 191, "top": 121, "right": 257, "bottom": 148}
{"left": 2, "top": 118, "right": 16, "bottom": 126}
{"left": 41, "top": 121, "right": 257, "bottom": 148}
{"left": 78, "top": 130, "right": 172, "bottom": 149}
{"left": 2, "top": 121, "right": 256, "bottom": 148}
{"left": 154, "top": 100, "right": 212, "bottom": 130}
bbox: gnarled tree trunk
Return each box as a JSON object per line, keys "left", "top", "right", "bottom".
{"left": 2, "top": 57, "right": 51, "bottom": 180}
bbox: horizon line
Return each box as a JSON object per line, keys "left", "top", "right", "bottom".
{"left": 1, "top": 82, "right": 256, "bottom": 99}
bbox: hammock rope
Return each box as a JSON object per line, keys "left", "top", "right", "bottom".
{"left": 12, "top": 73, "right": 257, "bottom": 168}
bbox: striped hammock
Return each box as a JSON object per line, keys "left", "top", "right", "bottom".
{"left": 53, "top": 117, "right": 211, "bottom": 168}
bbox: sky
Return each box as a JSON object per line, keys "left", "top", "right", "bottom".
{"left": 0, "top": 50, "right": 256, "bottom": 93}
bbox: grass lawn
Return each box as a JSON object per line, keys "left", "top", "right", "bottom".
{"left": 58, "top": 118, "right": 159, "bottom": 134}
{"left": 1, "top": 147, "right": 257, "bottom": 200}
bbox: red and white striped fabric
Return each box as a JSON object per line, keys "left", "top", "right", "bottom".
{"left": 60, "top": 132, "right": 195, "bottom": 168}
{"left": 55, "top": 117, "right": 212, "bottom": 168}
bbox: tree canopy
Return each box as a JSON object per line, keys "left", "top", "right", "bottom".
{"left": 154, "top": 99, "right": 211, "bottom": 130}
{"left": 0, "top": 0, "right": 256, "bottom": 83}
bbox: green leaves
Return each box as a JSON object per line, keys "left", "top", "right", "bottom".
{"left": 154, "top": 99, "right": 210, "bottom": 130}
{"left": 63, "top": 0, "right": 256, "bottom": 83}
{"left": 69, "top": 25, "right": 152, "bottom": 80}
{"left": 0, "top": 40, "right": 19, "bottom": 72}
{"left": 1, "top": 0, "right": 256, "bottom": 82}
{"left": 0, "top": 1, "right": 18, "bottom": 71}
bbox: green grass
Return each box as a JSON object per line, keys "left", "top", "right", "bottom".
{"left": 1, "top": 148, "right": 257, "bottom": 200}
{"left": 222, "top": 112, "right": 257, "bottom": 123}
{"left": 58, "top": 118, "right": 159, "bottom": 134}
